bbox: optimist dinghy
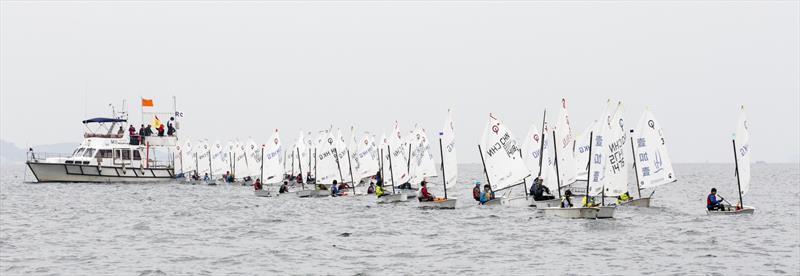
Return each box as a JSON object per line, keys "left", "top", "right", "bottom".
{"left": 417, "top": 111, "right": 459, "bottom": 209}
{"left": 707, "top": 106, "right": 755, "bottom": 215}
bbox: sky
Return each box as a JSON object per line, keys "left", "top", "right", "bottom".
{"left": 1, "top": 1, "right": 798, "bottom": 163}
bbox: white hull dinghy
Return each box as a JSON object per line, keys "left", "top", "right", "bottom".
{"left": 378, "top": 193, "right": 407, "bottom": 204}
{"left": 502, "top": 195, "right": 533, "bottom": 207}
{"left": 619, "top": 197, "right": 651, "bottom": 207}
{"left": 418, "top": 198, "right": 457, "bottom": 209}
{"left": 482, "top": 198, "right": 504, "bottom": 206}
{"left": 533, "top": 198, "right": 562, "bottom": 208}
{"left": 707, "top": 205, "right": 755, "bottom": 215}
{"left": 254, "top": 189, "right": 271, "bottom": 197}
{"left": 596, "top": 206, "right": 616, "bottom": 219}
{"left": 297, "top": 189, "right": 313, "bottom": 198}
{"left": 206, "top": 180, "right": 218, "bottom": 186}
{"left": 541, "top": 207, "right": 599, "bottom": 219}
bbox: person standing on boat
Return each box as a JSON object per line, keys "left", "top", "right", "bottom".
{"left": 157, "top": 124, "right": 165, "bottom": 136}
{"left": 561, "top": 190, "right": 574, "bottom": 208}
{"left": 254, "top": 178, "right": 263, "bottom": 191}
{"left": 167, "top": 117, "right": 176, "bottom": 136}
{"left": 418, "top": 181, "right": 435, "bottom": 202}
{"left": 138, "top": 124, "right": 146, "bottom": 144}
{"left": 530, "top": 177, "right": 555, "bottom": 201}
{"left": 707, "top": 188, "right": 726, "bottom": 211}
{"left": 473, "top": 181, "right": 481, "bottom": 202}
{"left": 279, "top": 181, "right": 289, "bottom": 193}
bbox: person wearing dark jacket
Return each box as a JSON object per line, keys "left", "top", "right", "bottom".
{"left": 530, "top": 177, "right": 555, "bottom": 201}
{"left": 472, "top": 181, "right": 481, "bottom": 202}
{"left": 707, "top": 188, "right": 726, "bottom": 211}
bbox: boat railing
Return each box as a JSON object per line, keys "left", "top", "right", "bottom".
{"left": 26, "top": 152, "right": 72, "bottom": 162}
{"left": 146, "top": 159, "right": 174, "bottom": 169}
{"left": 84, "top": 133, "right": 125, "bottom": 139}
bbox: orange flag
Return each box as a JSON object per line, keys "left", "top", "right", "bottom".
{"left": 141, "top": 98, "right": 154, "bottom": 107}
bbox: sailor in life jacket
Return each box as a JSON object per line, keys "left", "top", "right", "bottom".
{"left": 616, "top": 192, "right": 632, "bottom": 205}
{"left": 472, "top": 181, "right": 482, "bottom": 202}
{"left": 582, "top": 195, "right": 598, "bottom": 207}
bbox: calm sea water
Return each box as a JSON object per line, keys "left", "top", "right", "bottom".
{"left": 1, "top": 164, "right": 798, "bottom": 275}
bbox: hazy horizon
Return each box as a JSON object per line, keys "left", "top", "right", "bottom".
{"left": 2, "top": 2, "right": 798, "bottom": 163}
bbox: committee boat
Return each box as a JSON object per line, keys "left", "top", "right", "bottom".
{"left": 26, "top": 114, "right": 178, "bottom": 183}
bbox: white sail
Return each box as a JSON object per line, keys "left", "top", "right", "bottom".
{"left": 574, "top": 121, "right": 596, "bottom": 181}
{"left": 210, "top": 140, "right": 227, "bottom": 177}
{"left": 520, "top": 120, "right": 558, "bottom": 192}
{"left": 734, "top": 106, "right": 751, "bottom": 196}
{"left": 314, "top": 131, "right": 342, "bottom": 184}
{"left": 261, "top": 130, "right": 283, "bottom": 184}
{"left": 479, "top": 114, "right": 530, "bottom": 191}
{"left": 196, "top": 140, "right": 212, "bottom": 176}
{"left": 178, "top": 139, "right": 195, "bottom": 174}
{"left": 386, "top": 122, "right": 411, "bottom": 186}
{"left": 334, "top": 129, "right": 351, "bottom": 182}
{"left": 246, "top": 139, "right": 261, "bottom": 178}
{"left": 440, "top": 109, "right": 458, "bottom": 188}
{"left": 554, "top": 99, "right": 578, "bottom": 186}
{"left": 588, "top": 100, "right": 616, "bottom": 196}
{"left": 233, "top": 141, "right": 249, "bottom": 178}
{"left": 408, "top": 125, "right": 438, "bottom": 184}
{"left": 633, "top": 109, "right": 676, "bottom": 190}
{"left": 600, "top": 102, "right": 629, "bottom": 197}
{"left": 353, "top": 132, "right": 380, "bottom": 181}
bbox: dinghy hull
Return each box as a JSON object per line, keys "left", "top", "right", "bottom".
{"left": 533, "top": 198, "right": 562, "bottom": 208}
{"left": 596, "top": 206, "right": 616, "bottom": 219}
{"left": 541, "top": 207, "right": 599, "bottom": 219}
{"left": 620, "top": 197, "right": 651, "bottom": 207}
{"left": 706, "top": 206, "right": 755, "bottom": 215}
{"left": 502, "top": 196, "right": 533, "bottom": 207}
{"left": 378, "top": 193, "right": 407, "bottom": 204}
{"left": 418, "top": 198, "right": 457, "bottom": 209}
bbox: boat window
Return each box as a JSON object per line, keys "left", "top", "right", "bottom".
{"left": 98, "top": 150, "right": 113, "bottom": 158}
{"left": 121, "top": 149, "right": 131, "bottom": 160}
{"left": 83, "top": 148, "right": 96, "bottom": 158}
{"left": 133, "top": 150, "right": 142, "bottom": 160}
{"left": 73, "top": 148, "right": 85, "bottom": 157}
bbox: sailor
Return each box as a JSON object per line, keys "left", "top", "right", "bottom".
{"left": 530, "top": 177, "right": 555, "bottom": 201}
{"left": 117, "top": 126, "right": 124, "bottom": 137}
{"left": 582, "top": 195, "right": 598, "bottom": 207}
{"left": 226, "top": 171, "right": 234, "bottom": 183}
{"left": 616, "top": 192, "right": 632, "bottom": 205}
{"left": 203, "top": 173, "right": 210, "bottom": 182}
{"left": 472, "top": 181, "right": 481, "bottom": 202}
{"left": 157, "top": 124, "right": 165, "bottom": 137}
{"left": 418, "top": 181, "right": 434, "bottom": 202}
{"left": 338, "top": 181, "right": 350, "bottom": 191}
{"left": 167, "top": 117, "right": 176, "bottom": 136}
{"left": 367, "top": 182, "right": 375, "bottom": 194}
{"left": 479, "top": 184, "right": 495, "bottom": 205}
{"left": 331, "top": 180, "right": 341, "bottom": 197}
{"left": 707, "top": 188, "right": 726, "bottom": 211}
{"left": 192, "top": 172, "right": 200, "bottom": 181}
{"left": 144, "top": 125, "right": 153, "bottom": 137}
{"left": 254, "top": 178, "right": 263, "bottom": 191}
{"left": 561, "top": 190, "right": 574, "bottom": 208}
{"left": 375, "top": 183, "right": 386, "bottom": 198}
{"left": 138, "top": 124, "right": 146, "bottom": 143}
{"left": 296, "top": 173, "right": 303, "bottom": 184}
{"left": 279, "top": 181, "right": 289, "bottom": 193}
{"left": 374, "top": 170, "right": 383, "bottom": 186}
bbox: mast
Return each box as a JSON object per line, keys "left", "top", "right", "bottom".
{"left": 334, "top": 148, "right": 344, "bottom": 186}
{"left": 537, "top": 109, "right": 547, "bottom": 178}
{"left": 629, "top": 129, "right": 642, "bottom": 198}
{"left": 407, "top": 144, "right": 412, "bottom": 179}
{"left": 346, "top": 149, "right": 356, "bottom": 194}
{"left": 438, "top": 137, "right": 448, "bottom": 199}
{"left": 260, "top": 146, "right": 264, "bottom": 182}
{"left": 179, "top": 151, "right": 184, "bottom": 176}
{"left": 478, "top": 144, "right": 491, "bottom": 187}
{"left": 314, "top": 148, "right": 318, "bottom": 186}
{"left": 380, "top": 148, "right": 385, "bottom": 188}
{"left": 297, "top": 147, "right": 304, "bottom": 190}
{"left": 584, "top": 132, "right": 593, "bottom": 207}
{"left": 387, "top": 145, "right": 396, "bottom": 194}
{"left": 194, "top": 152, "right": 199, "bottom": 177}
{"left": 552, "top": 130, "right": 562, "bottom": 198}
{"left": 291, "top": 150, "right": 295, "bottom": 177}
{"left": 208, "top": 147, "right": 213, "bottom": 179}
{"left": 732, "top": 139, "right": 744, "bottom": 207}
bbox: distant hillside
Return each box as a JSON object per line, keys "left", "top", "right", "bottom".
{"left": 0, "top": 140, "right": 79, "bottom": 165}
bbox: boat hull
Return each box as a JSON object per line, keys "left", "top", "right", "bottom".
{"left": 620, "top": 197, "right": 651, "bottom": 207}
{"left": 533, "top": 198, "right": 562, "bottom": 208}
{"left": 596, "top": 206, "right": 616, "bottom": 219}
{"left": 502, "top": 195, "right": 533, "bottom": 207}
{"left": 541, "top": 207, "right": 599, "bottom": 219}
{"left": 418, "top": 198, "right": 457, "bottom": 209}
{"left": 26, "top": 162, "right": 174, "bottom": 183}
{"left": 378, "top": 193, "right": 407, "bottom": 204}
{"left": 482, "top": 198, "right": 504, "bottom": 206}
{"left": 707, "top": 205, "right": 755, "bottom": 215}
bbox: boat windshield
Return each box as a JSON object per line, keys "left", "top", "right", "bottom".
{"left": 73, "top": 148, "right": 85, "bottom": 157}
{"left": 83, "top": 148, "right": 96, "bottom": 158}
